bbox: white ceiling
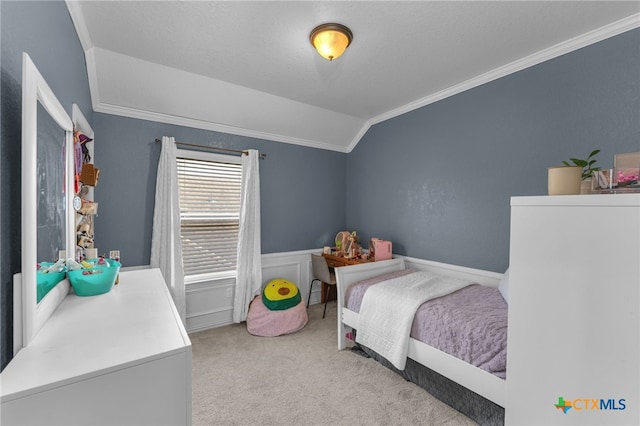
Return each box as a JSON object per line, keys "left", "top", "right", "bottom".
{"left": 66, "top": 1, "right": 640, "bottom": 152}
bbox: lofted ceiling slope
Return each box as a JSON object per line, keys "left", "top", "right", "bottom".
{"left": 66, "top": 1, "right": 640, "bottom": 152}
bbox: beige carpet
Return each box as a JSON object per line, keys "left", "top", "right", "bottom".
{"left": 190, "top": 302, "right": 477, "bottom": 425}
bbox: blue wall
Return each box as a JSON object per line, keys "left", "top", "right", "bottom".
{"left": 347, "top": 28, "right": 640, "bottom": 273}
{"left": 92, "top": 114, "right": 347, "bottom": 266}
{"left": 1, "top": 1, "right": 93, "bottom": 371}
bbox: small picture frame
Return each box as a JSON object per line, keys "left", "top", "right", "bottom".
{"left": 592, "top": 169, "right": 613, "bottom": 191}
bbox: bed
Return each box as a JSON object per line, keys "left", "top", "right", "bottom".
{"left": 335, "top": 257, "right": 507, "bottom": 425}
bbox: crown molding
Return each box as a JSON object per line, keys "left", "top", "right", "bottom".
{"left": 94, "top": 102, "right": 350, "bottom": 153}
{"left": 359, "top": 13, "right": 640, "bottom": 150}
{"left": 66, "top": 0, "right": 93, "bottom": 51}
{"left": 84, "top": 48, "right": 101, "bottom": 113}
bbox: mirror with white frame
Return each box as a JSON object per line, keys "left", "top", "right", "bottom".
{"left": 17, "top": 52, "right": 75, "bottom": 350}
{"left": 36, "top": 101, "right": 66, "bottom": 292}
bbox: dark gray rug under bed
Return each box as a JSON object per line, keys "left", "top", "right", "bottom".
{"left": 351, "top": 342, "right": 505, "bottom": 426}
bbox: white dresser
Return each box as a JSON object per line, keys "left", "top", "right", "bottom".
{"left": 0, "top": 268, "right": 192, "bottom": 425}
{"left": 506, "top": 194, "right": 640, "bottom": 425}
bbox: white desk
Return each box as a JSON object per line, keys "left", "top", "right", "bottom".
{"left": 1, "top": 268, "right": 192, "bottom": 425}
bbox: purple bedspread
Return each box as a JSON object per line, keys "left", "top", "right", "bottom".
{"left": 346, "top": 270, "right": 508, "bottom": 379}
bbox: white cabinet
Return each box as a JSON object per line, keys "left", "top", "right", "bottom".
{"left": 0, "top": 269, "right": 192, "bottom": 425}
{"left": 506, "top": 194, "right": 640, "bottom": 425}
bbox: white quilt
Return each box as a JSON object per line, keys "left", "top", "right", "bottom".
{"left": 355, "top": 271, "right": 471, "bottom": 370}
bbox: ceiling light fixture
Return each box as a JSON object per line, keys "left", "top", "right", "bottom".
{"left": 309, "top": 23, "right": 353, "bottom": 61}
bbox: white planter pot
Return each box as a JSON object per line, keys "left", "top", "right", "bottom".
{"left": 548, "top": 166, "right": 582, "bottom": 195}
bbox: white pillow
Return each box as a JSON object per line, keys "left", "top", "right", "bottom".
{"left": 498, "top": 268, "right": 509, "bottom": 304}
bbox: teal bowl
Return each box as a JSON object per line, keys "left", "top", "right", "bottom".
{"left": 37, "top": 263, "right": 67, "bottom": 303}
{"left": 68, "top": 259, "right": 121, "bottom": 297}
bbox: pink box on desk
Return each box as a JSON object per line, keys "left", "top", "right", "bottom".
{"left": 369, "top": 238, "right": 392, "bottom": 261}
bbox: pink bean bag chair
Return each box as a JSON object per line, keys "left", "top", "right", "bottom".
{"left": 246, "top": 295, "right": 308, "bottom": 337}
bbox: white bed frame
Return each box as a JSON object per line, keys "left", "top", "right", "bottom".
{"left": 335, "top": 256, "right": 506, "bottom": 408}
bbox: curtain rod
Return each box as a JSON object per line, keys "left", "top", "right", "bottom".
{"left": 154, "top": 138, "right": 266, "bottom": 159}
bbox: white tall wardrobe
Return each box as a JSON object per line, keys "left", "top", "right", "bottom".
{"left": 506, "top": 194, "right": 640, "bottom": 425}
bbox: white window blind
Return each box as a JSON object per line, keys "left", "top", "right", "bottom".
{"left": 177, "top": 153, "right": 242, "bottom": 278}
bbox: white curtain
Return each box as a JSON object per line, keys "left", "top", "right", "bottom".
{"left": 150, "top": 136, "right": 186, "bottom": 324}
{"left": 233, "top": 150, "right": 262, "bottom": 322}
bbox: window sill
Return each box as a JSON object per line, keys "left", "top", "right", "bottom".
{"left": 184, "top": 270, "right": 236, "bottom": 286}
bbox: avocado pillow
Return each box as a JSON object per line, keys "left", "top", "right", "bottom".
{"left": 262, "top": 278, "right": 301, "bottom": 311}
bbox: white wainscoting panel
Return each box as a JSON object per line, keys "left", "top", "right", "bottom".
{"left": 185, "top": 249, "right": 321, "bottom": 333}
{"left": 185, "top": 276, "right": 235, "bottom": 333}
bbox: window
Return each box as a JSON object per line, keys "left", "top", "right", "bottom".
{"left": 176, "top": 150, "right": 242, "bottom": 280}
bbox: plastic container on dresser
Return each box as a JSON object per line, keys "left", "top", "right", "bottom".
{"left": 506, "top": 194, "right": 640, "bottom": 426}
{"left": 0, "top": 268, "right": 192, "bottom": 425}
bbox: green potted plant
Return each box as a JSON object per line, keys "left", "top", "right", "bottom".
{"left": 548, "top": 149, "right": 601, "bottom": 195}
{"left": 562, "top": 149, "right": 601, "bottom": 180}
{"left": 561, "top": 149, "right": 601, "bottom": 194}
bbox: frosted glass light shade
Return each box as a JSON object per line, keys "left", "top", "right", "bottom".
{"left": 310, "top": 23, "right": 353, "bottom": 61}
